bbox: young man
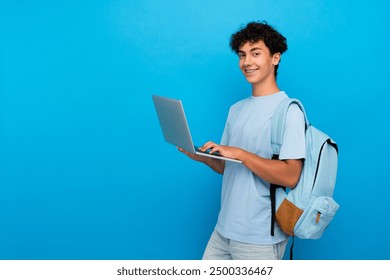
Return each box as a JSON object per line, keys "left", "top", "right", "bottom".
{"left": 179, "top": 21, "right": 306, "bottom": 260}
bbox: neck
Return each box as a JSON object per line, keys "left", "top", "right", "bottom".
{"left": 251, "top": 81, "right": 280, "bottom": 97}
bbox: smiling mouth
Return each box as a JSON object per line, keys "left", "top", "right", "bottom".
{"left": 244, "top": 68, "right": 259, "bottom": 73}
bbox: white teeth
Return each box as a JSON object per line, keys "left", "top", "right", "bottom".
{"left": 245, "top": 69, "right": 257, "bottom": 73}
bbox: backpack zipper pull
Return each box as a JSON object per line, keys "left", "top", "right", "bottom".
{"left": 316, "top": 212, "right": 321, "bottom": 223}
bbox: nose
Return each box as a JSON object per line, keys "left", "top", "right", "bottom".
{"left": 243, "top": 55, "right": 253, "bottom": 66}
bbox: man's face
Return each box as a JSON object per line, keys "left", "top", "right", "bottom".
{"left": 237, "top": 40, "right": 280, "bottom": 86}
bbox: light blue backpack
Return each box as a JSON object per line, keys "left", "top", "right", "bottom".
{"left": 270, "top": 98, "right": 339, "bottom": 257}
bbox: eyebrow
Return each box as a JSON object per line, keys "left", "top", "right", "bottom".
{"left": 238, "top": 47, "right": 263, "bottom": 53}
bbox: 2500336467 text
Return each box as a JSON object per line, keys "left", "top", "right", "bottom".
{"left": 209, "top": 266, "right": 273, "bottom": 276}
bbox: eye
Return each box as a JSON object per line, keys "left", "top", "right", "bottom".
{"left": 238, "top": 53, "right": 245, "bottom": 58}
{"left": 253, "top": 52, "right": 261, "bottom": 57}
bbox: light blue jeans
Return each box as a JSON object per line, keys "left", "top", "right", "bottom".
{"left": 202, "top": 230, "right": 288, "bottom": 260}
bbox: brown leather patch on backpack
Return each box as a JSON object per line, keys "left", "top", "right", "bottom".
{"left": 276, "top": 198, "right": 303, "bottom": 236}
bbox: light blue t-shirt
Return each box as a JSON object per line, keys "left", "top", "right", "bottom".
{"left": 215, "top": 91, "right": 306, "bottom": 245}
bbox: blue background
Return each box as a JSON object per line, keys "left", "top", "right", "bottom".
{"left": 0, "top": 0, "right": 389, "bottom": 260}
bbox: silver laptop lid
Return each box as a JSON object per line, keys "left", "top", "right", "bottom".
{"left": 152, "top": 95, "right": 196, "bottom": 153}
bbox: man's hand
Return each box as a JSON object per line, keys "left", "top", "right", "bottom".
{"left": 177, "top": 145, "right": 226, "bottom": 174}
{"left": 177, "top": 147, "right": 208, "bottom": 162}
{"left": 198, "top": 141, "right": 242, "bottom": 160}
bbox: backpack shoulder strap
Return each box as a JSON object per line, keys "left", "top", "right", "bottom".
{"left": 271, "top": 98, "right": 309, "bottom": 156}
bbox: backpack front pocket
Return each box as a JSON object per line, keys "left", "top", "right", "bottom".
{"left": 294, "top": 196, "right": 340, "bottom": 239}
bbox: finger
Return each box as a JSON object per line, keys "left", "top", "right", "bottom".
{"left": 201, "top": 141, "right": 216, "bottom": 151}
{"left": 210, "top": 145, "right": 222, "bottom": 154}
{"left": 177, "top": 147, "right": 190, "bottom": 155}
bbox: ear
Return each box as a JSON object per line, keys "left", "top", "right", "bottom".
{"left": 272, "top": 52, "right": 281, "bottom": 66}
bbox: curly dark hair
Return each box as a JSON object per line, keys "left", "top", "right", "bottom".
{"left": 230, "top": 21, "right": 288, "bottom": 78}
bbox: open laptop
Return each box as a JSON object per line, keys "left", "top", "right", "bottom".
{"left": 152, "top": 95, "right": 242, "bottom": 163}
